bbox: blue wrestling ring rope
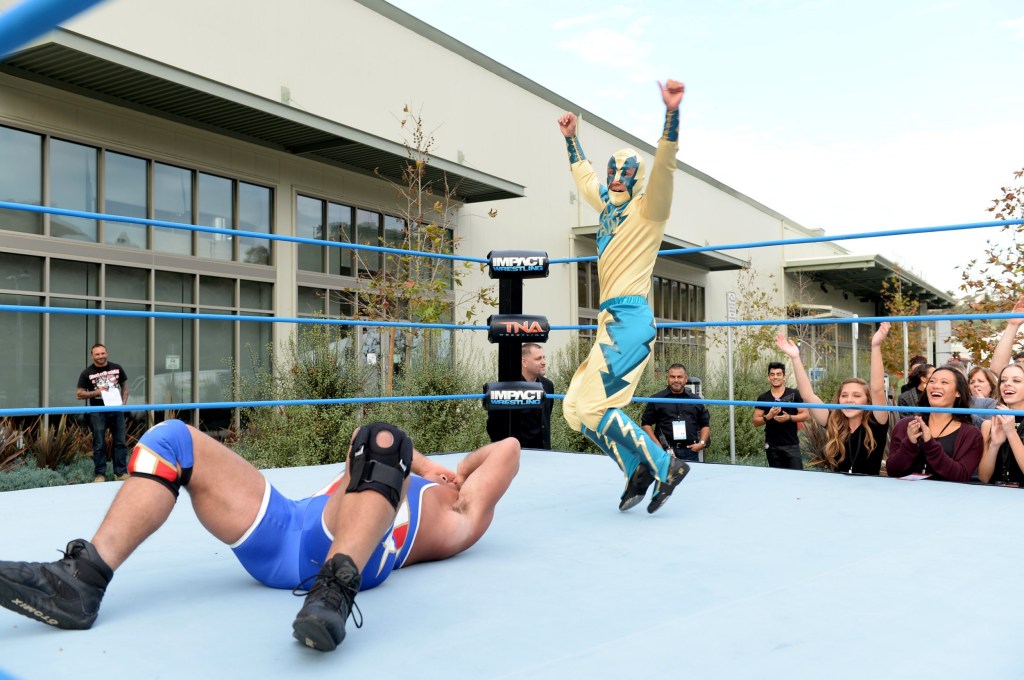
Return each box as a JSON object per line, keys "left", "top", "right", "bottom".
{"left": 0, "top": 202, "right": 490, "bottom": 264}
{"left": 0, "top": 304, "right": 485, "bottom": 331}
{"left": 4, "top": 200, "right": 1020, "bottom": 269}
{"left": 1, "top": 198, "right": 1022, "bottom": 422}
{"left": 1, "top": 306, "right": 1021, "bottom": 333}
{"left": 0, "top": 0, "right": 104, "bottom": 57}
{"left": 550, "top": 217, "right": 1024, "bottom": 264}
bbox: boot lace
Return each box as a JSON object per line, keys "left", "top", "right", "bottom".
{"left": 293, "top": 563, "right": 363, "bottom": 629}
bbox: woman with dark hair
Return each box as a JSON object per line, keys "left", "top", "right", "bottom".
{"left": 774, "top": 323, "right": 890, "bottom": 475}
{"left": 897, "top": 362, "right": 934, "bottom": 409}
{"left": 887, "top": 366, "right": 983, "bottom": 481}
{"left": 978, "top": 364, "right": 1024, "bottom": 487}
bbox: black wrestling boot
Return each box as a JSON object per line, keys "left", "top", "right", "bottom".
{"left": 618, "top": 464, "right": 655, "bottom": 511}
{"left": 292, "top": 553, "right": 363, "bottom": 652}
{"left": 0, "top": 539, "right": 113, "bottom": 630}
{"left": 647, "top": 457, "right": 691, "bottom": 514}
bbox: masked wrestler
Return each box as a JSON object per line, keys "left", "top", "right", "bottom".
{"left": 557, "top": 79, "right": 688, "bottom": 514}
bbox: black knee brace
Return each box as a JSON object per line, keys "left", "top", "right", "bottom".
{"left": 345, "top": 423, "right": 412, "bottom": 509}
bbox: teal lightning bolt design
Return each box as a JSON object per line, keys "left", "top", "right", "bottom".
{"left": 599, "top": 311, "right": 655, "bottom": 396}
{"left": 596, "top": 198, "right": 627, "bottom": 256}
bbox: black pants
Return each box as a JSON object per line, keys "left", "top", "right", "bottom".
{"left": 90, "top": 411, "right": 128, "bottom": 476}
{"left": 765, "top": 444, "right": 803, "bottom": 470}
{"left": 672, "top": 444, "right": 700, "bottom": 463}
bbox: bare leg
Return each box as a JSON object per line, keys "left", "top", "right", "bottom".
{"left": 91, "top": 426, "right": 266, "bottom": 571}
{"left": 291, "top": 425, "right": 409, "bottom": 651}
{"left": 320, "top": 428, "right": 404, "bottom": 570}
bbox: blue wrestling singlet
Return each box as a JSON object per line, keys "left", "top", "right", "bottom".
{"left": 230, "top": 474, "right": 437, "bottom": 591}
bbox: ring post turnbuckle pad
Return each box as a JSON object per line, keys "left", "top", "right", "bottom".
{"left": 487, "top": 251, "right": 549, "bottom": 279}
{"left": 482, "top": 381, "right": 546, "bottom": 411}
{"left": 486, "top": 315, "right": 550, "bottom": 343}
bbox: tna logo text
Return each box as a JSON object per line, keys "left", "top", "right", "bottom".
{"left": 501, "top": 321, "right": 544, "bottom": 334}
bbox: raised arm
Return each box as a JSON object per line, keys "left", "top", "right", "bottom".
{"left": 870, "top": 322, "right": 890, "bottom": 425}
{"left": 774, "top": 333, "right": 827, "bottom": 427}
{"left": 639, "top": 80, "right": 683, "bottom": 222}
{"left": 990, "top": 296, "right": 1024, "bottom": 374}
{"left": 558, "top": 111, "right": 604, "bottom": 212}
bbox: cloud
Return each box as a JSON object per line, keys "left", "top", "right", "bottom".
{"left": 677, "top": 120, "right": 1024, "bottom": 292}
{"left": 919, "top": 2, "right": 961, "bottom": 15}
{"left": 1003, "top": 16, "right": 1024, "bottom": 38}
{"left": 552, "top": 9, "right": 621, "bottom": 30}
{"left": 555, "top": 17, "right": 659, "bottom": 86}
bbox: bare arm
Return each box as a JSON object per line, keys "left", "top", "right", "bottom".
{"left": 411, "top": 449, "right": 458, "bottom": 485}
{"left": 774, "top": 333, "right": 827, "bottom": 427}
{"left": 991, "top": 296, "right": 1024, "bottom": 374}
{"left": 639, "top": 79, "right": 684, "bottom": 222}
{"left": 76, "top": 387, "right": 99, "bottom": 401}
{"left": 443, "top": 438, "right": 521, "bottom": 554}
{"left": 789, "top": 407, "right": 810, "bottom": 424}
{"left": 978, "top": 419, "right": 999, "bottom": 483}
{"left": 870, "top": 323, "right": 890, "bottom": 425}
{"left": 979, "top": 415, "right": 1024, "bottom": 483}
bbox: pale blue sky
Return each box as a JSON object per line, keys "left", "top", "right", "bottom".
{"left": 388, "top": 0, "right": 1024, "bottom": 294}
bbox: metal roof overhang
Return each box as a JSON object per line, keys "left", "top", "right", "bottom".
{"left": 0, "top": 33, "right": 524, "bottom": 204}
{"left": 784, "top": 254, "right": 957, "bottom": 309}
{"left": 571, "top": 226, "right": 746, "bottom": 271}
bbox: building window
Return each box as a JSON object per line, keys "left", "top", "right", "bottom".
{"left": 297, "top": 194, "right": 443, "bottom": 284}
{"left": 237, "top": 182, "right": 272, "bottom": 265}
{"left": 104, "top": 152, "right": 148, "bottom": 249}
{"left": 651, "top": 274, "right": 706, "bottom": 364}
{"left": 153, "top": 162, "right": 193, "bottom": 255}
{"left": 198, "top": 172, "right": 233, "bottom": 261}
{"left": 50, "top": 139, "right": 98, "bottom": 242}
{"left": 356, "top": 208, "right": 382, "bottom": 278}
{"left": 0, "top": 124, "right": 273, "bottom": 264}
{"left": 0, "top": 253, "right": 272, "bottom": 426}
{"left": 0, "top": 126, "right": 43, "bottom": 234}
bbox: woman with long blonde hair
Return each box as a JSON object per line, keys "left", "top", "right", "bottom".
{"left": 774, "top": 323, "right": 890, "bottom": 474}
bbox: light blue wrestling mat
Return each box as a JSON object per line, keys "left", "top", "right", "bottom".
{"left": 0, "top": 450, "right": 1020, "bottom": 679}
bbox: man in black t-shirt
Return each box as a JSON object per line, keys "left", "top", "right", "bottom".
{"left": 752, "top": 361, "right": 809, "bottom": 469}
{"left": 641, "top": 364, "right": 710, "bottom": 462}
{"left": 76, "top": 343, "right": 129, "bottom": 482}
{"left": 486, "top": 343, "right": 554, "bottom": 449}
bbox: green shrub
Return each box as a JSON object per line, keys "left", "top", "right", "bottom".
{"left": 0, "top": 417, "right": 27, "bottom": 473}
{"left": 547, "top": 337, "right": 598, "bottom": 454}
{"left": 0, "top": 457, "right": 94, "bottom": 492}
{"left": 367, "top": 336, "right": 492, "bottom": 453}
{"left": 234, "top": 323, "right": 371, "bottom": 468}
{"left": 31, "top": 415, "right": 91, "bottom": 471}
{"left": 702, "top": 359, "right": 770, "bottom": 466}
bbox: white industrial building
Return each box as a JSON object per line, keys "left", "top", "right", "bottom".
{"left": 0, "top": 0, "right": 954, "bottom": 428}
